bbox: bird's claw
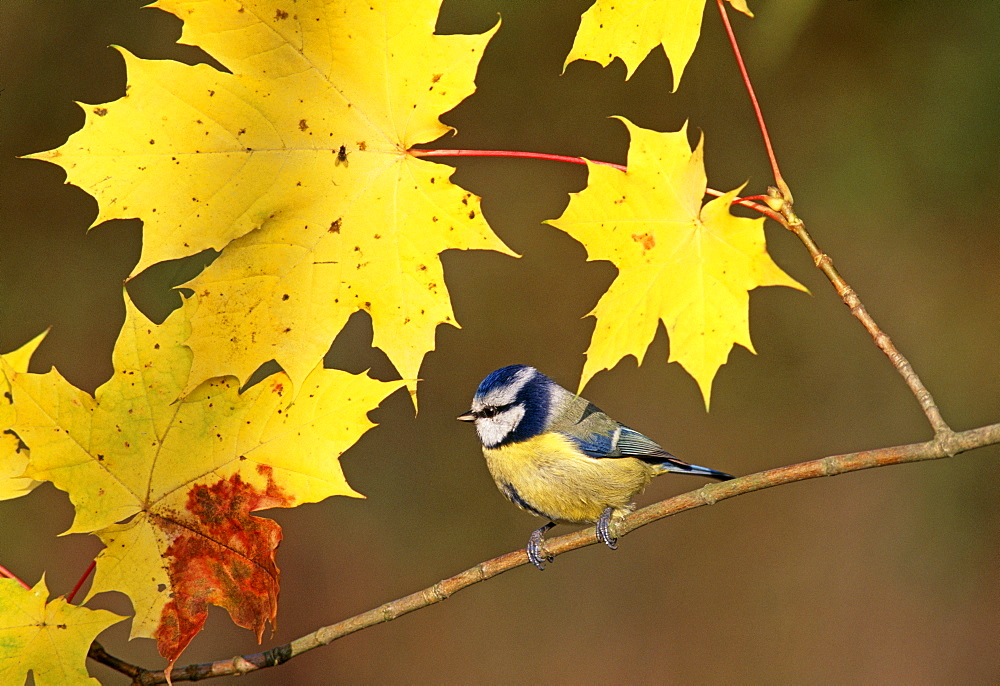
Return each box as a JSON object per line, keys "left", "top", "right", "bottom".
{"left": 596, "top": 507, "right": 618, "bottom": 550}
{"left": 527, "top": 522, "right": 556, "bottom": 570}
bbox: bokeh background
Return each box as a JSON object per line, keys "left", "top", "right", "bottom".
{"left": 2, "top": 0, "right": 998, "bottom": 683}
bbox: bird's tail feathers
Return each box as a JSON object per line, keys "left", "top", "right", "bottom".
{"left": 654, "top": 456, "right": 734, "bottom": 481}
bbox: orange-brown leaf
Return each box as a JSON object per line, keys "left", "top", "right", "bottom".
{"left": 10, "top": 295, "right": 404, "bottom": 671}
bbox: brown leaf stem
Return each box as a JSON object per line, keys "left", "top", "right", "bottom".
{"left": 89, "top": 422, "right": 1000, "bottom": 684}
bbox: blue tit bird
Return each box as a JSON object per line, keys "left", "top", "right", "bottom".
{"left": 458, "top": 364, "right": 734, "bottom": 570}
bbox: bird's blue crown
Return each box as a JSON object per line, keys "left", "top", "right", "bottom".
{"left": 475, "top": 365, "right": 552, "bottom": 444}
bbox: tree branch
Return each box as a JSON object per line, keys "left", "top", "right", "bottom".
{"left": 90, "top": 422, "right": 1000, "bottom": 684}
{"left": 768, "top": 193, "right": 953, "bottom": 437}
{"left": 714, "top": 0, "right": 951, "bottom": 439}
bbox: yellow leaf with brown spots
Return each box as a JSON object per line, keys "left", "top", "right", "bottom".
{"left": 28, "top": 0, "right": 512, "bottom": 399}
{"left": 0, "top": 576, "right": 124, "bottom": 685}
{"left": 547, "top": 118, "right": 805, "bottom": 407}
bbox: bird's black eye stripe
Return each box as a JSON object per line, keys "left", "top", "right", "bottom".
{"left": 478, "top": 403, "right": 512, "bottom": 418}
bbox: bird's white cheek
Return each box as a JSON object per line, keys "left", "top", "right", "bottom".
{"left": 476, "top": 405, "right": 525, "bottom": 448}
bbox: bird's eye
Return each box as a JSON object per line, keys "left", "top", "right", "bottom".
{"left": 476, "top": 402, "right": 513, "bottom": 419}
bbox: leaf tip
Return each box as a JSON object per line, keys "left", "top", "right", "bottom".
{"left": 696, "top": 376, "right": 713, "bottom": 412}
{"left": 727, "top": 0, "right": 755, "bottom": 18}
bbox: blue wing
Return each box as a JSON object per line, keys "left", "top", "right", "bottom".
{"left": 564, "top": 425, "right": 669, "bottom": 459}
{"left": 568, "top": 429, "right": 617, "bottom": 458}
{"left": 548, "top": 397, "right": 734, "bottom": 480}
{"left": 568, "top": 425, "right": 734, "bottom": 481}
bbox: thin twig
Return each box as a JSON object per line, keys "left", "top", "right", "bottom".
{"left": 773, "top": 197, "right": 954, "bottom": 437}
{"left": 87, "top": 642, "right": 143, "bottom": 680}
{"left": 715, "top": 0, "right": 952, "bottom": 436}
{"left": 89, "top": 422, "right": 1000, "bottom": 684}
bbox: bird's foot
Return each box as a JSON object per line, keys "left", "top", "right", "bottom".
{"left": 527, "top": 522, "right": 556, "bottom": 570}
{"left": 596, "top": 507, "right": 618, "bottom": 550}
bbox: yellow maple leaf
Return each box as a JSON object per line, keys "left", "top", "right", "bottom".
{"left": 0, "top": 576, "right": 124, "bottom": 686}
{"left": 548, "top": 118, "right": 805, "bottom": 407}
{"left": 565, "top": 0, "right": 753, "bottom": 89}
{"left": 8, "top": 294, "right": 405, "bottom": 672}
{"left": 28, "top": 0, "right": 512, "bottom": 398}
{"left": 0, "top": 331, "right": 47, "bottom": 501}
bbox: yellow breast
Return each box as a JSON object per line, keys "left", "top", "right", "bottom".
{"left": 482, "top": 432, "right": 656, "bottom": 525}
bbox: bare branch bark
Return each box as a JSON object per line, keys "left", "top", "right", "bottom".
{"left": 771, "top": 194, "right": 953, "bottom": 437}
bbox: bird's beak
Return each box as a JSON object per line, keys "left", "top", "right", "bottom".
{"left": 457, "top": 411, "right": 476, "bottom": 422}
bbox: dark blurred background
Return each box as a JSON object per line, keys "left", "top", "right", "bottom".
{"left": 2, "top": 1, "right": 998, "bottom": 683}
